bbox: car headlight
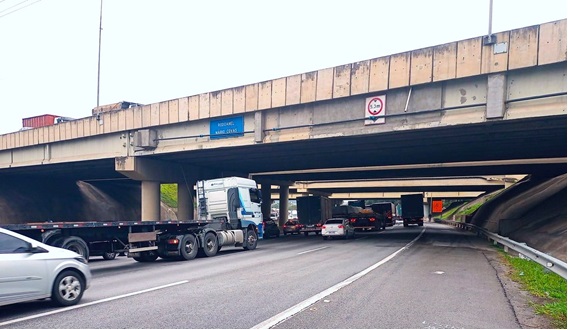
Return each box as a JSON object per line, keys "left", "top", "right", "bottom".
{"left": 74, "top": 256, "right": 88, "bottom": 264}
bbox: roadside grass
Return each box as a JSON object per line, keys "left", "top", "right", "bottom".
{"left": 160, "top": 183, "right": 178, "bottom": 208}
{"left": 500, "top": 250, "right": 567, "bottom": 328}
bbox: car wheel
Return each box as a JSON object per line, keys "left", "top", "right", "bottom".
{"left": 102, "top": 252, "right": 116, "bottom": 260}
{"left": 180, "top": 234, "right": 198, "bottom": 260}
{"left": 304, "top": 232, "right": 309, "bottom": 236}
{"left": 323, "top": 236, "right": 328, "bottom": 240}
{"left": 51, "top": 270, "right": 85, "bottom": 306}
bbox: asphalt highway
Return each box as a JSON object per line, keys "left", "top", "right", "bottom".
{"left": 0, "top": 223, "right": 523, "bottom": 329}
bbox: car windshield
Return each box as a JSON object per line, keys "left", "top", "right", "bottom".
{"left": 325, "top": 219, "right": 344, "bottom": 224}
{"left": 285, "top": 222, "right": 297, "bottom": 225}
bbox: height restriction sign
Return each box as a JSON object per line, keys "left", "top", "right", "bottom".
{"left": 365, "top": 95, "right": 386, "bottom": 125}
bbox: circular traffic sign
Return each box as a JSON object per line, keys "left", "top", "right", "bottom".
{"left": 367, "top": 97, "right": 384, "bottom": 116}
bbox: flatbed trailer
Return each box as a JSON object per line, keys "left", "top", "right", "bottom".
{"left": 1, "top": 218, "right": 259, "bottom": 262}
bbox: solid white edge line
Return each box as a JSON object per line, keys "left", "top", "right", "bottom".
{"left": 0, "top": 280, "right": 189, "bottom": 327}
{"left": 251, "top": 228, "right": 426, "bottom": 329}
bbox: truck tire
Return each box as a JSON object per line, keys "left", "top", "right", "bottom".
{"left": 102, "top": 252, "right": 117, "bottom": 260}
{"left": 58, "top": 236, "right": 90, "bottom": 261}
{"left": 51, "top": 270, "right": 85, "bottom": 306}
{"left": 133, "top": 250, "right": 159, "bottom": 262}
{"left": 179, "top": 234, "right": 198, "bottom": 260}
{"left": 200, "top": 232, "right": 218, "bottom": 257}
{"left": 243, "top": 228, "right": 258, "bottom": 250}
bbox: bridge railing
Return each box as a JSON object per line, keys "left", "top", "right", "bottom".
{"left": 437, "top": 219, "right": 567, "bottom": 279}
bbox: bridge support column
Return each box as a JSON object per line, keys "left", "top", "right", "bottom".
{"left": 141, "top": 181, "right": 161, "bottom": 221}
{"left": 177, "top": 182, "right": 193, "bottom": 220}
{"left": 278, "top": 185, "right": 289, "bottom": 227}
{"left": 261, "top": 182, "right": 272, "bottom": 220}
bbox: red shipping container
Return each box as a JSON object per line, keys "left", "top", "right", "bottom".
{"left": 22, "top": 114, "right": 60, "bottom": 128}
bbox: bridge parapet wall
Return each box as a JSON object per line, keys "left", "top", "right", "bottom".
{"left": 0, "top": 20, "right": 565, "bottom": 155}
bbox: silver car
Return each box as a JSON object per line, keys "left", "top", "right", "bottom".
{"left": 321, "top": 218, "right": 355, "bottom": 240}
{"left": 0, "top": 228, "right": 92, "bottom": 307}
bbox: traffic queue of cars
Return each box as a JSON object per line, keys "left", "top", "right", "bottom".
{"left": 264, "top": 215, "right": 391, "bottom": 240}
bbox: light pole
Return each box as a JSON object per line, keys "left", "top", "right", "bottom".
{"left": 483, "top": 0, "right": 496, "bottom": 45}
{"left": 96, "top": 0, "right": 103, "bottom": 107}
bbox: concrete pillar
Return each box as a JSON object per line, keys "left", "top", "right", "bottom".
{"left": 141, "top": 181, "right": 161, "bottom": 221}
{"left": 278, "top": 185, "right": 289, "bottom": 227}
{"left": 177, "top": 182, "right": 193, "bottom": 220}
{"left": 261, "top": 182, "right": 272, "bottom": 220}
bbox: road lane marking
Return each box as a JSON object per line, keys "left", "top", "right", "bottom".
{"left": 296, "top": 246, "right": 329, "bottom": 255}
{"left": 252, "top": 228, "right": 426, "bottom": 329}
{"left": 0, "top": 280, "right": 189, "bottom": 327}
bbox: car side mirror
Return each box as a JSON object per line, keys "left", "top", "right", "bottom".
{"left": 29, "top": 243, "right": 48, "bottom": 253}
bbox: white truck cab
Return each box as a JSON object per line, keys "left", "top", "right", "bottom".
{"left": 197, "top": 177, "right": 263, "bottom": 237}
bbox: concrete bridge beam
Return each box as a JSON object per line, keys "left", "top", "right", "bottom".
{"left": 115, "top": 156, "right": 186, "bottom": 182}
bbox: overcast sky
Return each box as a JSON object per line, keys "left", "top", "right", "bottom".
{"left": 0, "top": 0, "right": 566, "bottom": 134}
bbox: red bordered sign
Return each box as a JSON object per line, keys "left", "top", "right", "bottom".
{"left": 365, "top": 95, "right": 386, "bottom": 125}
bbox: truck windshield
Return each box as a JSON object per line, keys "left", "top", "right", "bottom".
{"left": 250, "top": 189, "right": 261, "bottom": 204}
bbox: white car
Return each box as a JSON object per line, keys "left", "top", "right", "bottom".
{"left": 321, "top": 218, "right": 355, "bottom": 240}
{"left": 0, "top": 228, "right": 92, "bottom": 307}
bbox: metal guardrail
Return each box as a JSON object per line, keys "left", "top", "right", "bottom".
{"left": 438, "top": 219, "right": 567, "bottom": 279}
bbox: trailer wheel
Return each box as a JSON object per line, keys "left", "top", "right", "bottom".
{"left": 243, "top": 228, "right": 258, "bottom": 251}
{"left": 51, "top": 270, "right": 85, "bottom": 306}
{"left": 59, "top": 236, "right": 90, "bottom": 261}
{"left": 199, "top": 232, "right": 218, "bottom": 257}
{"left": 179, "top": 234, "right": 198, "bottom": 260}
{"left": 102, "top": 252, "right": 116, "bottom": 260}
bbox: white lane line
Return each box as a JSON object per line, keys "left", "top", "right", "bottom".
{"left": 252, "top": 228, "right": 426, "bottom": 329}
{"left": 0, "top": 280, "right": 189, "bottom": 327}
{"left": 296, "top": 246, "right": 329, "bottom": 255}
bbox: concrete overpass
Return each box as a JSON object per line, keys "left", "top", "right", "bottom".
{"left": 270, "top": 176, "right": 522, "bottom": 199}
{"left": 0, "top": 19, "right": 565, "bottom": 222}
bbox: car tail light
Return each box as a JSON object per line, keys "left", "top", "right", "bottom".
{"left": 350, "top": 218, "right": 356, "bottom": 223}
{"left": 283, "top": 225, "right": 287, "bottom": 228}
{"left": 370, "top": 217, "right": 376, "bottom": 222}
{"left": 317, "top": 223, "right": 322, "bottom": 227}
{"left": 338, "top": 225, "right": 344, "bottom": 229}
{"left": 322, "top": 225, "right": 326, "bottom": 229}
{"left": 167, "top": 238, "right": 179, "bottom": 245}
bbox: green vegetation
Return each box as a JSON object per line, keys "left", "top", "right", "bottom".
{"left": 455, "top": 202, "right": 482, "bottom": 216}
{"left": 160, "top": 184, "right": 178, "bottom": 208}
{"left": 440, "top": 207, "right": 459, "bottom": 220}
{"left": 501, "top": 251, "right": 567, "bottom": 328}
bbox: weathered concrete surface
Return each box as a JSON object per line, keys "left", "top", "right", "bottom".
{"left": 472, "top": 173, "right": 567, "bottom": 262}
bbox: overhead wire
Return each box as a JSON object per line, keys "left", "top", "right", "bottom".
{"left": 0, "top": 0, "right": 42, "bottom": 19}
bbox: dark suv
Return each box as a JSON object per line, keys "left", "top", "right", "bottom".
{"left": 263, "top": 219, "right": 280, "bottom": 238}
